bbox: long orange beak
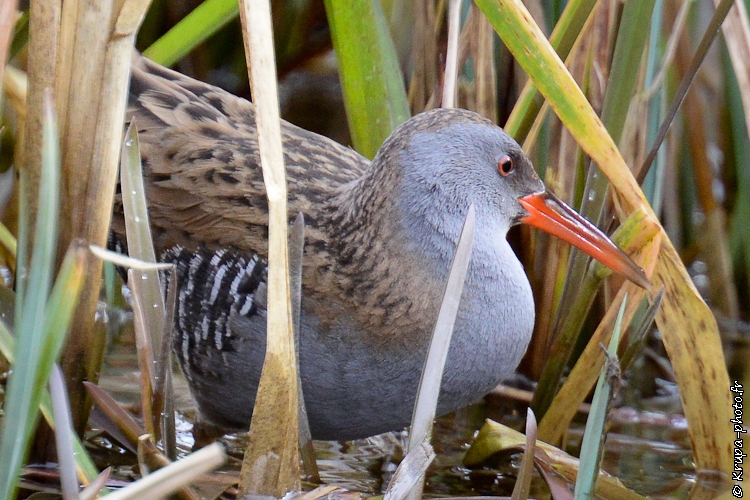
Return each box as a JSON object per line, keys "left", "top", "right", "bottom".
{"left": 519, "top": 190, "right": 650, "bottom": 289}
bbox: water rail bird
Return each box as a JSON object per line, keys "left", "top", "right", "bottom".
{"left": 118, "top": 57, "right": 649, "bottom": 441}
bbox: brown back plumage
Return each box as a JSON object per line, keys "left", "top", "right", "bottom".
{"left": 116, "top": 56, "right": 368, "bottom": 258}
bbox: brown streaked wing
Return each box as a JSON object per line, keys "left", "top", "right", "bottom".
{"left": 118, "top": 56, "right": 369, "bottom": 259}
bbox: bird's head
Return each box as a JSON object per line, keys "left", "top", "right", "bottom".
{"left": 383, "top": 108, "right": 649, "bottom": 289}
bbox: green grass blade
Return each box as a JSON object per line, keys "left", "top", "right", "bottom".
{"left": 323, "top": 0, "right": 410, "bottom": 158}
{"left": 0, "top": 221, "right": 17, "bottom": 257}
{"left": 0, "top": 244, "right": 88, "bottom": 498}
{"left": 274, "top": 0, "right": 318, "bottom": 63}
{"left": 620, "top": 287, "right": 663, "bottom": 372}
{"left": 573, "top": 296, "right": 627, "bottom": 499}
{"left": 37, "top": 246, "right": 88, "bottom": 391}
{"left": 0, "top": 92, "right": 61, "bottom": 499}
{"left": 9, "top": 10, "right": 29, "bottom": 60}
{"left": 504, "top": 0, "right": 599, "bottom": 140}
{"left": 530, "top": 266, "right": 601, "bottom": 417}
{"left": 641, "top": 0, "right": 666, "bottom": 211}
{"left": 598, "top": 0, "right": 657, "bottom": 143}
{"left": 0, "top": 321, "right": 100, "bottom": 484}
{"left": 120, "top": 122, "right": 165, "bottom": 366}
{"left": 143, "top": 0, "right": 239, "bottom": 67}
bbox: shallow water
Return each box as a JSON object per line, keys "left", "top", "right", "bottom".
{"left": 93, "top": 315, "right": 710, "bottom": 500}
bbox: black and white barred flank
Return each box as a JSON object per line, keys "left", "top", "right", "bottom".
{"left": 162, "top": 246, "right": 267, "bottom": 382}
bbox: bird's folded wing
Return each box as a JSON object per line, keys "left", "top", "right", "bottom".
{"left": 116, "top": 56, "right": 369, "bottom": 256}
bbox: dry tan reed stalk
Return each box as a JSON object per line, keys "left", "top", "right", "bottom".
{"left": 237, "top": 0, "right": 300, "bottom": 496}
{"left": 21, "top": 1, "right": 61, "bottom": 243}
{"left": 442, "top": 0, "right": 461, "bottom": 108}
{"left": 35, "top": 0, "right": 152, "bottom": 433}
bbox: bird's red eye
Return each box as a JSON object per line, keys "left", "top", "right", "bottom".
{"left": 498, "top": 155, "right": 515, "bottom": 176}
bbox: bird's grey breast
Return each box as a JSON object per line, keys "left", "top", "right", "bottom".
{"left": 440, "top": 238, "right": 535, "bottom": 409}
